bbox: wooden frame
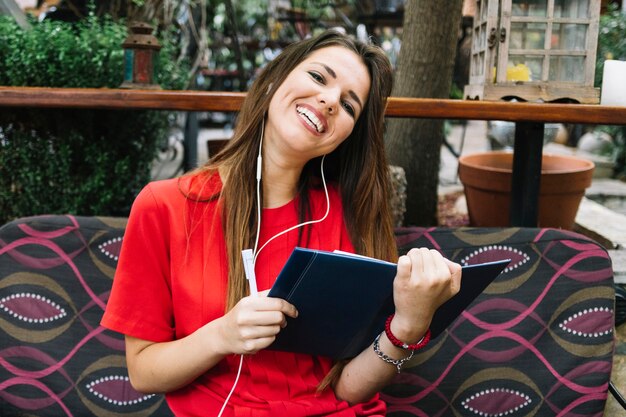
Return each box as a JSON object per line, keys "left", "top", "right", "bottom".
{"left": 465, "top": 0, "right": 602, "bottom": 103}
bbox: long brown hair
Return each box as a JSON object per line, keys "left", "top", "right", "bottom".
{"left": 184, "top": 30, "right": 396, "bottom": 313}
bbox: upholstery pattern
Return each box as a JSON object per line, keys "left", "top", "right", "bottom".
{"left": 0, "top": 217, "right": 616, "bottom": 416}
{"left": 383, "top": 227, "right": 615, "bottom": 417}
{"left": 0, "top": 215, "right": 173, "bottom": 417}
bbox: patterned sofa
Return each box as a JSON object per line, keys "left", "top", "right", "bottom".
{"left": 0, "top": 215, "right": 617, "bottom": 416}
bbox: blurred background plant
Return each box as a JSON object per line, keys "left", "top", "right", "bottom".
{"left": 595, "top": 3, "right": 626, "bottom": 88}
{"left": 12, "top": 0, "right": 374, "bottom": 91}
{"left": 0, "top": 9, "right": 190, "bottom": 224}
{"left": 595, "top": 3, "right": 626, "bottom": 180}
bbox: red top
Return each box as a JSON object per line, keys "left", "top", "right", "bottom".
{"left": 101, "top": 173, "right": 386, "bottom": 416}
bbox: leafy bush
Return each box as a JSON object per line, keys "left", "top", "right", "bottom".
{"left": 596, "top": 4, "right": 626, "bottom": 88}
{"left": 0, "top": 15, "right": 189, "bottom": 224}
{"left": 595, "top": 5, "right": 626, "bottom": 180}
{"left": 0, "top": 14, "right": 187, "bottom": 89}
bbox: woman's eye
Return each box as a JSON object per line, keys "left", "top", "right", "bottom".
{"left": 342, "top": 101, "right": 355, "bottom": 117}
{"left": 308, "top": 71, "right": 324, "bottom": 83}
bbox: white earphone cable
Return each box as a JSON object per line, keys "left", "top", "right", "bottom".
{"left": 217, "top": 354, "right": 244, "bottom": 417}
{"left": 218, "top": 120, "right": 330, "bottom": 416}
{"left": 253, "top": 154, "right": 329, "bottom": 266}
{"left": 217, "top": 119, "right": 265, "bottom": 417}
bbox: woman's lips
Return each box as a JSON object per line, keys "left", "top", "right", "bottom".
{"left": 296, "top": 105, "right": 327, "bottom": 134}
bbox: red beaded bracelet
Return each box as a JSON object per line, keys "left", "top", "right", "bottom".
{"left": 385, "top": 314, "right": 431, "bottom": 350}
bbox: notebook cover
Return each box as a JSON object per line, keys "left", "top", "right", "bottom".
{"left": 267, "top": 247, "right": 509, "bottom": 359}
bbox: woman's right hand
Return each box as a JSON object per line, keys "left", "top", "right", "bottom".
{"left": 125, "top": 291, "right": 298, "bottom": 394}
{"left": 215, "top": 290, "right": 299, "bottom": 355}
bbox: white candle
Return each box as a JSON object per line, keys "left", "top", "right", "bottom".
{"left": 600, "top": 60, "right": 626, "bottom": 106}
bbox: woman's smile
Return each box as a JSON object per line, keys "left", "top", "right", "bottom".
{"left": 296, "top": 104, "right": 327, "bottom": 134}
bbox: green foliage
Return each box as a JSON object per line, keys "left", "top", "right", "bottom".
{"left": 0, "top": 15, "right": 123, "bottom": 87}
{"left": 199, "top": 0, "right": 357, "bottom": 90}
{"left": 596, "top": 4, "right": 626, "bottom": 88}
{"left": 156, "top": 25, "right": 190, "bottom": 90}
{"left": 595, "top": 5, "right": 626, "bottom": 180}
{"left": 0, "top": 14, "right": 188, "bottom": 88}
{"left": 0, "top": 15, "right": 190, "bottom": 223}
{"left": 0, "top": 109, "right": 168, "bottom": 221}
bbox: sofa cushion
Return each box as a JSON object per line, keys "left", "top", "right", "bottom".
{"left": 0, "top": 216, "right": 616, "bottom": 416}
{"left": 383, "top": 227, "right": 615, "bottom": 417}
{"left": 0, "top": 215, "right": 173, "bottom": 417}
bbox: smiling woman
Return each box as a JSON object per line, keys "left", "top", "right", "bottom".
{"left": 100, "top": 30, "right": 462, "bottom": 417}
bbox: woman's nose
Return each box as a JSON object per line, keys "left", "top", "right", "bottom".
{"left": 319, "top": 91, "right": 339, "bottom": 115}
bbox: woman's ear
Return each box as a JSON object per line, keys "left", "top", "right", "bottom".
{"left": 266, "top": 83, "right": 273, "bottom": 95}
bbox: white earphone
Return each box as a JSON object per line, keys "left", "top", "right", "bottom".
{"left": 218, "top": 116, "right": 331, "bottom": 416}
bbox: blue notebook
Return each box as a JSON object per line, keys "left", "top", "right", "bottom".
{"left": 267, "top": 247, "right": 510, "bottom": 359}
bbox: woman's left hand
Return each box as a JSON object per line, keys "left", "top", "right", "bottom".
{"left": 390, "top": 248, "right": 462, "bottom": 343}
{"left": 332, "top": 248, "right": 462, "bottom": 404}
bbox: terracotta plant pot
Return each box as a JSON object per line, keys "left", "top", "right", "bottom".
{"left": 458, "top": 151, "right": 595, "bottom": 229}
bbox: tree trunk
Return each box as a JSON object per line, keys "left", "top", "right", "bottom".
{"left": 385, "top": 0, "right": 463, "bottom": 226}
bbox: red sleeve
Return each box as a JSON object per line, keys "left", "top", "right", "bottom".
{"left": 101, "top": 183, "right": 175, "bottom": 342}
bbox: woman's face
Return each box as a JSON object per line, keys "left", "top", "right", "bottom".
{"left": 265, "top": 45, "right": 371, "bottom": 163}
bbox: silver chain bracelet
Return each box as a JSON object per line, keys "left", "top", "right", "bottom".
{"left": 373, "top": 333, "right": 415, "bottom": 373}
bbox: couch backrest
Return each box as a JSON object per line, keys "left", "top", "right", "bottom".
{"left": 384, "top": 227, "right": 615, "bottom": 416}
{"left": 0, "top": 215, "right": 173, "bottom": 417}
{"left": 0, "top": 216, "right": 616, "bottom": 416}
